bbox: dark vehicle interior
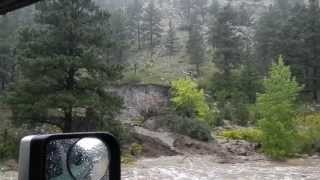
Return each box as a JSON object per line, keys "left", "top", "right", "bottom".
{"left": 0, "top": 0, "right": 41, "bottom": 14}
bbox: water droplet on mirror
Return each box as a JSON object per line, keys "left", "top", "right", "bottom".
{"left": 67, "top": 138, "right": 109, "bottom": 180}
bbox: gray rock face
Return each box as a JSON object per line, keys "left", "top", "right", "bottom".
{"left": 112, "top": 84, "right": 171, "bottom": 123}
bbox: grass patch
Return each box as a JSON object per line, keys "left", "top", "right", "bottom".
{"left": 220, "top": 128, "right": 263, "bottom": 143}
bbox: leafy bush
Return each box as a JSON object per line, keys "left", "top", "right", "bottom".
{"left": 296, "top": 113, "right": 320, "bottom": 153}
{"left": 0, "top": 130, "right": 19, "bottom": 160}
{"left": 159, "top": 112, "right": 213, "bottom": 142}
{"left": 256, "top": 56, "right": 302, "bottom": 159}
{"left": 121, "top": 152, "right": 135, "bottom": 165}
{"left": 221, "top": 128, "right": 263, "bottom": 143}
{"left": 130, "top": 143, "right": 144, "bottom": 156}
{"left": 171, "top": 78, "right": 217, "bottom": 126}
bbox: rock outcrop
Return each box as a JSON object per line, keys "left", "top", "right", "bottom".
{"left": 112, "top": 84, "right": 171, "bottom": 123}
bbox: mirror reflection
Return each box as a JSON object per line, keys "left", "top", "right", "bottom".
{"left": 68, "top": 138, "right": 109, "bottom": 180}
{"left": 46, "top": 138, "right": 109, "bottom": 180}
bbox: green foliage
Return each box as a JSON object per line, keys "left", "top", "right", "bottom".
{"left": 0, "top": 131, "right": 18, "bottom": 160}
{"left": 221, "top": 128, "right": 263, "bottom": 143}
{"left": 5, "top": 0, "right": 123, "bottom": 132}
{"left": 109, "top": 9, "right": 130, "bottom": 64}
{"left": 209, "top": 4, "right": 241, "bottom": 75}
{"left": 210, "top": 63, "right": 262, "bottom": 125}
{"left": 171, "top": 78, "right": 212, "bottom": 122}
{"left": 296, "top": 113, "right": 320, "bottom": 153}
{"left": 130, "top": 143, "right": 144, "bottom": 156}
{"left": 121, "top": 71, "right": 143, "bottom": 84}
{"left": 127, "top": 0, "right": 144, "bottom": 50}
{"left": 165, "top": 19, "right": 179, "bottom": 56}
{"left": 0, "top": 15, "right": 18, "bottom": 92}
{"left": 142, "top": 1, "right": 162, "bottom": 52}
{"left": 186, "top": 15, "right": 205, "bottom": 76}
{"left": 208, "top": 4, "right": 261, "bottom": 125}
{"left": 159, "top": 112, "right": 213, "bottom": 142}
{"left": 121, "top": 152, "right": 135, "bottom": 165}
{"left": 255, "top": 2, "right": 320, "bottom": 102}
{"left": 257, "top": 56, "right": 302, "bottom": 159}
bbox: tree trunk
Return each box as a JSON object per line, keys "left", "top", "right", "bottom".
{"left": 1, "top": 79, "right": 5, "bottom": 91}
{"left": 313, "top": 67, "right": 318, "bottom": 102}
{"left": 196, "top": 64, "right": 200, "bottom": 77}
{"left": 138, "top": 23, "right": 141, "bottom": 50}
{"left": 63, "top": 109, "right": 73, "bottom": 133}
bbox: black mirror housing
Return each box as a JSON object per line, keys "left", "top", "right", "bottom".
{"left": 18, "top": 132, "right": 121, "bottom": 180}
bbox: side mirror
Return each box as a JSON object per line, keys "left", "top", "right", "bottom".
{"left": 18, "top": 132, "right": 121, "bottom": 180}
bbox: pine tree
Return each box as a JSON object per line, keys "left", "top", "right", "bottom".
{"left": 109, "top": 9, "right": 130, "bottom": 64}
{"left": 235, "top": 3, "right": 252, "bottom": 26}
{"left": 254, "top": 6, "right": 286, "bottom": 73}
{"left": 142, "top": 1, "right": 163, "bottom": 55}
{"left": 127, "top": 0, "right": 144, "bottom": 50}
{"left": 176, "top": 0, "right": 194, "bottom": 26}
{"left": 208, "top": 0, "right": 220, "bottom": 17}
{"left": 209, "top": 4, "right": 241, "bottom": 76}
{"left": 6, "top": 0, "right": 123, "bottom": 132}
{"left": 208, "top": 4, "right": 246, "bottom": 124}
{"left": 165, "top": 19, "right": 179, "bottom": 57}
{"left": 257, "top": 56, "right": 302, "bottom": 159}
{"left": 193, "top": 0, "right": 208, "bottom": 24}
{"left": 298, "top": 1, "right": 320, "bottom": 102}
{"left": 0, "top": 15, "right": 17, "bottom": 91}
{"left": 256, "top": 1, "right": 320, "bottom": 102}
{"left": 186, "top": 15, "right": 205, "bottom": 76}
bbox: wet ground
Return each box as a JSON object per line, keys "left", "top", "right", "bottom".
{"left": 2, "top": 155, "right": 320, "bottom": 180}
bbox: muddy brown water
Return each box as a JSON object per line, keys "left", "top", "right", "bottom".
{"left": 1, "top": 155, "right": 320, "bottom": 180}
{"left": 122, "top": 156, "right": 320, "bottom": 180}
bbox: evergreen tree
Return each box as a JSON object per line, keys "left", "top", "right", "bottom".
{"left": 208, "top": 0, "right": 220, "bottom": 17}
{"left": 274, "top": 0, "right": 291, "bottom": 12}
{"left": 109, "top": 9, "right": 130, "bottom": 64}
{"left": 193, "top": 0, "right": 208, "bottom": 24}
{"left": 296, "top": 1, "right": 320, "bottom": 102}
{"left": 235, "top": 3, "right": 252, "bottom": 26}
{"left": 165, "top": 19, "right": 179, "bottom": 57}
{"left": 6, "top": 0, "right": 123, "bottom": 132}
{"left": 257, "top": 56, "right": 302, "bottom": 159}
{"left": 186, "top": 15, "right": 205, "bottom": 76}
{"left": 0, "top": 15, "right": 17, "bottom": 91}
{"left": 254, "top": 6, "right": 287, "bottom": 73}
{"left": 256, "top": 1, "right": 320, "bottom": 102}
{"left": 209, "top": 4, "right": 247, "bottom": 124}
{"left": 176, "top": 0, "right": 208, "bottom": 27}
{"left": 141, "top": 1, "right": 162, "bottom": 54}
{"left": 209, "top": 4, "right": 241, "bottom": 76}
{"left": 127, "top": 0, "right": 144, "bottom": 50}
{"left": 176, "top": 0, "right": 194, "bottom": 26}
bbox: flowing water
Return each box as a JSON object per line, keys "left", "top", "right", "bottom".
{"left": 122, "top": 156, "right": 320, "bottom": 180}
{"left": 1, "top": 155, "right": 320, "bottom": 180}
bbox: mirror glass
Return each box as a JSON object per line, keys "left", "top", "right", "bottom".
{"left": 68, "top": 138, "right": 109, "bottom": 180}
{"left": 46, "top": 137, "right": 109, "bottom": 180}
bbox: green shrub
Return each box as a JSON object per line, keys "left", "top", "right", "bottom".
{"left": 204, "top": 103, "right": 220, "bottom": 127}
{"left": 256, "top": 56, "right": 302, "bottom": 160}
{"left": 121, "top": 71, "right": 143, "bottom": 84}
{"left": 121, "top": 152, "right": 135, "bottom": 165}
{"left": 221, "top": 128, "right": 263, "bottom": 143}
{"left": 296, "top": 113, "right": 320, "bottom": 153}
{"left": 130, "top": 143, "right": 143, "bottom": 156}
{"left": 171, "top": 78, "right": 217, "bottom": 126}
{"left": 159, "top": 112, "right": 213, "bottom": 142}
{"left": 0, "top": 130, "right": 19, "bottom": 160}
